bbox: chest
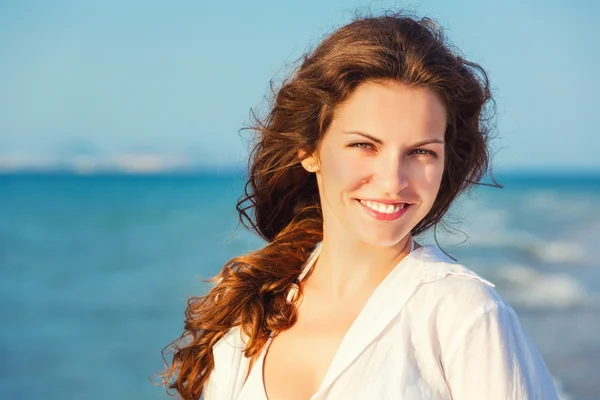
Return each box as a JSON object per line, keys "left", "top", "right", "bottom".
{"left": 260, "top": 312, "right": 450, "bottom": 400}
{"left": 262, "top": 296, "right": 365, "bottom": 400}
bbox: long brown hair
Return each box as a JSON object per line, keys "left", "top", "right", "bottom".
{"left": 159, "top": 11, "right": 498, "bottom": 399}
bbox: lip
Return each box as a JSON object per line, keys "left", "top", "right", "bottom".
{"left": 359, "top": 198, "right": 413, "bottom": 205}
{"left": 356, "top": 199, "right": 412, "bottom": 221}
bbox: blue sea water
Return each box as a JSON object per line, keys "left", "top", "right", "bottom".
{"left": 0, "top": 171, "right": 598, "bottom": 400}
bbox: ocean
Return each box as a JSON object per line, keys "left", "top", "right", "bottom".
{"left": 0, "top": 171, "right": 598, "bottom": 400}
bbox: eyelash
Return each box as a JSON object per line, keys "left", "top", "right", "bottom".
{"left": 411, "top": 148, "right": 438, "bottom": 157}
{"left": 349, "top": 142, "right": 374, "bottom": 149}
{"left": 349, "top": 142, "right": 438, "bottom": 158}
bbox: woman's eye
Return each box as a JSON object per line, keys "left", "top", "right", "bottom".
{"left": 349, "top": 142, "right": 374, "bottom": 150}
{"left": 411, "top": 148, "right": 437, "bottom": 157}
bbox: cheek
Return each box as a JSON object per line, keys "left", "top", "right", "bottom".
{"left": 321, "top": 148, "right": 366, "bottom": 188}
{"left": 414, "top": 162, "right": 444, "bottom": 198}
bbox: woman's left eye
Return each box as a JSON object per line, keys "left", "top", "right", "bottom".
{"left": 411, "top": 148, "right": 437, "bottom": 157}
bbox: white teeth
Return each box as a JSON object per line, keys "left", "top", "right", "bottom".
{"left": 360, "top": 200, "right": 406, "bottom": 214}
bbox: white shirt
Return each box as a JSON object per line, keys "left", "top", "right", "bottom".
{"left": 204, "top": 243, "right": 559, "bottom": 399}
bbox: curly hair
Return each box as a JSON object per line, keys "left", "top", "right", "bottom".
{"left": 158, "top": 11, "right": 497, "bottom": 399}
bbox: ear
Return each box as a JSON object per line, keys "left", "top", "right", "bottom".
{"left": 298, "top": 149, "right": 320, "bottom": 173}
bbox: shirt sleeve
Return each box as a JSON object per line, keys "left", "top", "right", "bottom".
{"left": 441, "top": 300, "right": 560, "bottom": 400}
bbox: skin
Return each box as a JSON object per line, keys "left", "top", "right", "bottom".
{"left": 261, "top": 80, "right": 448, "bottom": 400}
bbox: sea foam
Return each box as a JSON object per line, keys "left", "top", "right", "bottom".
{"left": 494, "top": 265, "right": 589, "bottom": 309}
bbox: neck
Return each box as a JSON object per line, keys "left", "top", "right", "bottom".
{"left": 305, "top": 233, "right": 415, "bottom": 300}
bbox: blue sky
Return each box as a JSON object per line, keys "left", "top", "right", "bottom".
{"left": 1, "top": 0, "right": 598, "bottom": 171}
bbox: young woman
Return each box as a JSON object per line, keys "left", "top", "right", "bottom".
{"left": 160, "top": 12, "right": 559, "bottom": 400}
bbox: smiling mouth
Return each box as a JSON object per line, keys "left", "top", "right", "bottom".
{"left": 358, "top": 199, "right": 409, "bottom": 214}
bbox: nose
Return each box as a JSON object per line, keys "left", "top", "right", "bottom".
{"left": 373, "top": 154, "right": 408, "bottom": 195}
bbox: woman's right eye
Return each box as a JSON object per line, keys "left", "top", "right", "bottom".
{"left": 349, "top": 142, "right": 374, "bottom": 150}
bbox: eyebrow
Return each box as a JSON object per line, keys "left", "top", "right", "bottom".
{"left": 344, "top": 131, "right": 445, "bottom": 147}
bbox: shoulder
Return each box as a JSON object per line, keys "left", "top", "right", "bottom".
{"left": 419, "top": 244, "right": 495, "bottom": 288}
{"left": 413, "top": 245, "right": 512, "bottom": 330}
{"left": 412, "top": 245, "right": 540, "bottom": 357}
{"left": 415, "top": 247, "right": 560, "bottom": 398}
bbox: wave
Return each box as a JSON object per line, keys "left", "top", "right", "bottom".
{"left": 440, "top": 230, "right": 587, "bottom": 265}
{"left": 435, "top": 197, "right": 594, "bottom": 265}
{"left": 493, "top": 264, "right": 592, "bottom": 309}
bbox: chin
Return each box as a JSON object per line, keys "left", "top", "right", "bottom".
{"left": 353, "top": 229, "right": 410, "bottom": 248}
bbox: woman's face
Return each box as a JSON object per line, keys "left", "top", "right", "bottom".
{"left": 302, "top": 80, "right": 447, "bottom": 247}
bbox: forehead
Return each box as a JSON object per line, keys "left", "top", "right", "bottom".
{"left": 329, "top": 80, "right": 448, "bottom": 139}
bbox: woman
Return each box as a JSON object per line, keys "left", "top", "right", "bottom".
{"left": 160, "top": 12, "right": 559, "bottom": 400}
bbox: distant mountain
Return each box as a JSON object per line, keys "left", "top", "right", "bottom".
{"left": 54, "top": 138, "right": 105, "bottom": 158}
{"left": 0, "top": 138, "right": 246, "bottom": 173}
